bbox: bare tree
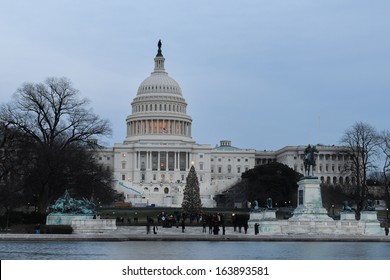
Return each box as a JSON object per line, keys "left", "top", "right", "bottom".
{"left": 0, "top": 77, "right": 112, "bottom": 212}
{"left": 0, "top": 123, "right": 35, "bottom": 229}
{"left": 379, "top": 130, "right": 390, "bottom": 206}
{"left": 340, "top": 122, "right": 380, "bottom": 213}
{"left": 0, "top": 77, "right": 111, "bottom": 149}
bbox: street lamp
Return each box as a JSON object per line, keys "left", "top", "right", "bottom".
{"left": 387, "top": 208, "right": 389, "bottom": 220}
{"left": 332, "top": 205, "right": 335, "bottom": 216}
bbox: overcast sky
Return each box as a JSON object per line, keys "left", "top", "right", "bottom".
{"left": 1, "top": 0, "right": 389, "bottom": 151}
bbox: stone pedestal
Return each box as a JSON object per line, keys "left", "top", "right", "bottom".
{"left": 360, "top": 211, "right": 378, "bottom": 221}
{"left": 248, "top": 210, "right": 281, "bottom": 234}
{"left": 289, "top": 177, "right": 333, "bottom": 221}
{"left": 46, "top": 213, "right": 94, "bottom": 225}
{"left": 340, "top": 212, "right": 356, "bottom": 220}
{"left": 71, "top": 219, "right": 117, "bottom": 234}
{"left": 359, "top": 211, "right": 383, "bottom": 235}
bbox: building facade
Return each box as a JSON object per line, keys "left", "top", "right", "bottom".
{"left": 98, "top": 43, "right": 352, "bottom": 208}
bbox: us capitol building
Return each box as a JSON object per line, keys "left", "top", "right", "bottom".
{"left": 97, "top": 42, "right": 352, "bottom": 208}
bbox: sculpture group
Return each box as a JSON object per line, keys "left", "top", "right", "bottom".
{"left": 50, "top": 190, "right": 96, "bottom": 215}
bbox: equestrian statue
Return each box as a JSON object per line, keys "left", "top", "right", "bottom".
{"left": 303, "top": 144, "right": 318, "bottom": 177}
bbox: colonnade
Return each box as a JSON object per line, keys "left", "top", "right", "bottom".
{"left": 127, "top": 119, "right": 191, "bottom": 137}
{"left": 134, "top": 151, "right": 192, "bottom": 172}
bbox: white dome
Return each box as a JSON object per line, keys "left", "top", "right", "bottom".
{"left": 137, "top": 72, "right": 182, "bottom": 96}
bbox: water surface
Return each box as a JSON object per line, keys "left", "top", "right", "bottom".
{"left": 1, "top": 241, "right": 390, "bottom": 260}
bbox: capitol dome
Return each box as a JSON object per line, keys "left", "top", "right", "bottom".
{"left": 124, "top": 41, "right": 193, "bottom": 144}
{"left": 137, "top": 70, "right": 182, "bottom": 96}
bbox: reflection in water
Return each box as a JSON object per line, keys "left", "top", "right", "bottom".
{"left": 1, "top": 241, "right": 390, "bottom": 260}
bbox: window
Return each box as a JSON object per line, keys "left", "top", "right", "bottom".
{"left": 152, "top": 152, "right": 158, "bottom": 171}
{"left": 122, "top": 162, "right": 126, "bottom": 169}
{"left": 237, "top": 167, "right": 241, "bottom": 173}
{"left": 199, "top": 162, "right": 204, "bottom": 171}
{"left": 121, "top": 174, "right": 125, "bottom": 181}
{"left": 160, "top": 152, "right": 166, "bottom": 171}
{"left": 218, "top": 167, "right": 222, "bottom": 173}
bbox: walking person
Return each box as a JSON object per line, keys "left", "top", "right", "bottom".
{"left": 181, "top": 219, "right": 185, "bottom": 233}
{"left": 146, "top": 216, "right": 151, "bottom": 234}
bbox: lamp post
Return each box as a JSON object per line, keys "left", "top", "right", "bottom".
{"left": 387, "top": 208, "right": 389, "bottom": 220}
{"left": 332, "top": 205, "right": 335, "bottom": 216}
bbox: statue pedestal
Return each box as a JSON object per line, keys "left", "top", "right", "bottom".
{"left": 71, "top": 219, "right": 117, "bottom": 234}
{"left": 359, "top": 211, "right": 382, "bottom": 235}
{"left": 248, "top": 210, "right": 281, "bottom": 234}
{"left": 248, "top": 210, "right": 276, "bottom": 224}
{"left": 360, "top": 211, "right": 378, "bottom": 221}
{"left": 340, "top": 212, "right": 356, "bottom": 220}
{"left": 289, "top": 178, "right": 333, "bottom": 221}
{"left": 46, "top": 213, "right": 94, "bottom": 225}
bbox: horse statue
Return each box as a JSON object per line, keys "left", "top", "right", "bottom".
{"left": 303, "top": 144, "right": 318, "bottom": 177}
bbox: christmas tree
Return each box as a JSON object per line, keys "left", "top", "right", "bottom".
{"left": 181, "top": 165, "right": 202, "bottom": 215}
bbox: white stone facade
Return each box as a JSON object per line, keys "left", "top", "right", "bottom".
{"left": 97, "top": 43, "right": 352, "bottom": 208}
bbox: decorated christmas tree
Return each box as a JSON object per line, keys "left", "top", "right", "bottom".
{"left": 181, "top": 165, "right": 202, "bottom": 215}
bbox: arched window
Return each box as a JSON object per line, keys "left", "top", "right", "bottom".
{"left": 164, "top": 187, "right": 169, "bottom": 194}
{"left": 154, "top": 187, "right": 159, "bottom": 192}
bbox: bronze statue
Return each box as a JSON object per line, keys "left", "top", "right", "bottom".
{"left": 252, "top": 200, "right": 260, "bottom": 212}
{"left": 365, "top": 199, "right": 375, "bottom": 211}
{"left": 303, "top": 144, "right": 318, "bottom": 177}
{"left": 342, "top": 201, "right": 354, "bottom": 212}
{"left": 49, "top": 190, "right": 96, "bottom": 215}
{"left": 156, "top": 40, "right": 163, "bottom": 57}
{"left": 266, "top": 197, "right": 273, "bottom": 209}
